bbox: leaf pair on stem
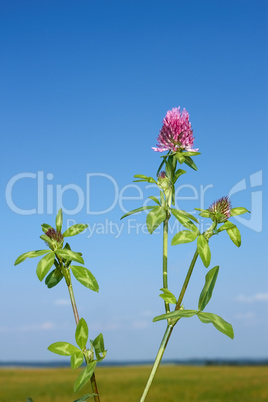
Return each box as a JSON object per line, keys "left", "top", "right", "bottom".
{"left": 48, "top": 318, "right": 106, "bottom": 393}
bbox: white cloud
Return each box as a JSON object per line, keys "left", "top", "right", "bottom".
{"left": 19, "top": 321, "right": 54, "bottom": 332}
{"left": 54, "top": 298, "right": 70, "bottom": 306}
{"left": 140, "top": 310, "right": 154, "bottom": 318}
{"left": 131, "top": 320, "right": 149, "bottom": 330}
{"left": 90, "top": 322, "right": 123, "bottom": 331}
{"left": 235, "top": 293, "right": 268, "bottom": 303}
{"left": 235, "top": 312, "right": 255, "bottom": 320}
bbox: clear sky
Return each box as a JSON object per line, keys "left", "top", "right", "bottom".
{"left": 1, "top": 0, "right": 267, "bottom": 363}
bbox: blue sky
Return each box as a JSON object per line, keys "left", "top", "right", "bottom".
{"left": 1, "top": 0, "right": 267, "bottom": 363}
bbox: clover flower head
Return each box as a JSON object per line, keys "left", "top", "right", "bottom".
{"left": 209, "top": 196, "right": 231, "bottom": 223}
{"left": 152, "top": 107, "right": 198, "bottom": 153}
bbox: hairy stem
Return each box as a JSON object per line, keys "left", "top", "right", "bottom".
{"left": 163, "top": 215, "right": 170, "bottom": 314}
{"left": 67, "top": 283, "right": 80, "bottom": 325}
{"left": 175, "top": 223, "right": 217, "bottom": 310}
{"left": 62, "top": 265, "right": 100, "bottom": 402}
{"left": 140, "top": 240, "right": 200, "bottom": 400}
{"left": 140, "top": 215, "right": 217, "bottom": 399}
{"left": 175, "top": 249, "right": 199, "bottom": 310}
{"left": 140, "top": 325, "right": 174, "bottom": 402}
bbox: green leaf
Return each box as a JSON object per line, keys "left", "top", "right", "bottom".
{"left": 63, "top": 224, "right": 88, "bottom": 237}
{"left": 147, "top": 177, "right": 157, "bottom": 183}
{"left": 227, "top": 226, "right": 241, "bottom": 247}
{"left": 92, "top": 333, "right": 107, "bottom": 362}
{"left": 195, "top": 208, "right": 211, "bottom": 218}
{"left": 175, "top": 153, "right": 185, "bottom": 164}
{"left": 40, "top": 234, "right": 54, "bottom": 249}
{"left": 71, "top": 266, "right": 99, "bottom": 292}
{"left": 133, "top": 174, "right": 156, "bottom": 183}
{"left": 36, "top": 252, "right": 55, "bottom": 281}
{"left": 76, "top": 318, "right": 89, "bottom": 350}
{"left": 120, "top": 205, "right": 154, "bottom": 220}
{"left": 198, "top": 266, "right": 219, "bottom": 311}
{"left": 148, "top": 196, "right": 160, "bottom": 205}
{"left": 173, "top": 169, "right": 186, "bottom": 183}
{"left": 61, "top": 243, "right": 73, "bottom": 267}
{"left": 45, "top": 268, "right": 64, "bottom": 288}
{"left": 146, "top": 206, "right": 166, "bottom": 234}
{"left": 184, "top": 156, "right": 198, "bottom": 171}
{"left": 48, "top": 342, "right": 81, "bottom": 356}
{"left": 14, "top": 250, "right": 50, "bottom": 266}
{"left": 156, "top": 158, "right": 166, "bottom": 177}
{"left": 41, "top": 223, "right": 52, "bottom": 233}
{"left": 74, "top": 394, "right": 98, "bottom": 402}
{"left": 70, "top": 351, "right": 84, "bottom": 370}
{"left": 168, "top": 154, "right": 177, "bottom": 170}
{"left": 182, "top": 151, "right": 201, "bottom": 156}
{"left": 55, "top": 209, "right": 63, "bottom": 232}
{"left": 153, "top": 309, "right": 198, "bottom": 322}
{"left": 171, "top": 209, "right": 199, "bottom": 231}
{"left": 172, "top": 209, "right": 199, "bottom": 223}
{"left": 171, "top": 184, "right": 175, "bottom": 206}
{"left": 74, "top": 361, "right": 97, "bottom": 393}
{"left": 171, "top": 230, "right": 198, "bottom": 245}
{"left": 159, "top": 288, "right": 177, "bottom": 304}
{"left": 160, "top": 191, "right": 165, "bottom": 205}
{"left": 197, "top": 235, "right": 211, "bottom": 268}
{"left": 199, "top": 211, "right": 211, "bottom": 218}
{"left": 165, "top": 159, "right": 173, "bottom": 179}
{"left": 217, "top": 221, "right": 236, "bottom": 232}
{"left": 133, "top": 174, "right": 148, "bottom": 179}
{"left": 197, "top": 312, "right": 234, "bottom": 339}
{"left": 56, "top": 249, "right": 84, "bottom": 264}
{"left": 230, "top": 207, "right": 250, "bottom": 216}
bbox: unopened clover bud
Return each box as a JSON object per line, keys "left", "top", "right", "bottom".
{"left": 45, "top": 228, "right": 64, "bottom": 249}
{"left": 157, "top": 171, "right": 171, "bottom": 193}
{"left": 85, "top": 349, "right": 94, "bottom": 361}
{"left": 209, "top": 196, "right": 231, "bottom": 223}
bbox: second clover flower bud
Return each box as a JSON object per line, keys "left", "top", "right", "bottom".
{"left": 209, "top": 196, "right": 231, "bottom": 223}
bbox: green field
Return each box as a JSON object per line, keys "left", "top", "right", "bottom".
{"left": 0, "top": 365, "right": 267, "bottom": 402}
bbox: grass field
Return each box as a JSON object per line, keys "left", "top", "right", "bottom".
{"left": 0, "top": 365, "right": 267, "bottom": 402}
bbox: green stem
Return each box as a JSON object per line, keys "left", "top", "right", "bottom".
{"left": 140, "top": 248, "right": 199, "bottom": 401}
{"left": 175, "top": 222, "right": 217, "bottom": 310}
{"left": 140, "top": 325, "right": 174, "bottom": 402}
{"left": 67, "top": 283, "right": 80, "bottom": 325}
{"left": 175, "top": 249, "right": 199, "bottom": 310}
{"left": 140, "top": 243, "right": 200, "bottom": 400}
{"left": 62, "top": 265, "right": 100, "bottom": 402}
{"left": 140, "top": 213, "right": 216, "bottom": 400}
{"left": 163, "top": 215, "right": 170, "bottom": 314}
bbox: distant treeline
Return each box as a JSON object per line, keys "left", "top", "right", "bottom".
{"left": 1, "top": 358, "right": 268, "bottom": 368}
